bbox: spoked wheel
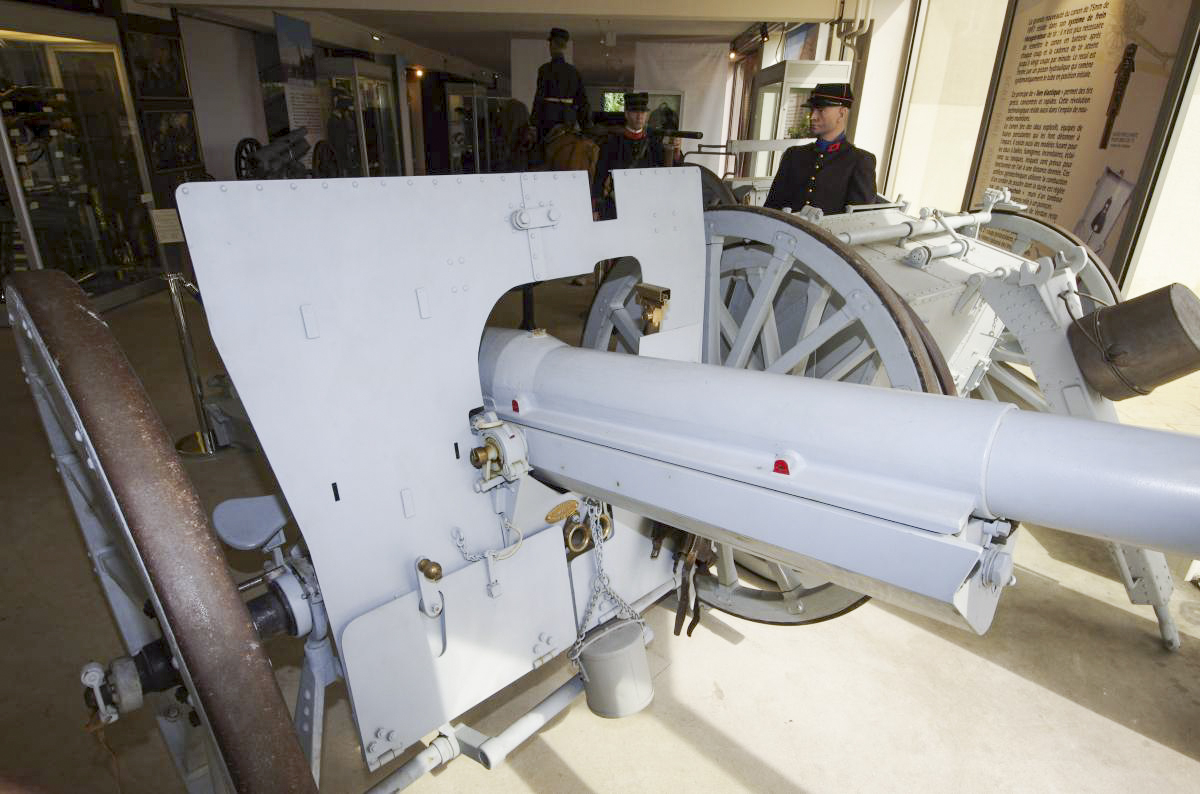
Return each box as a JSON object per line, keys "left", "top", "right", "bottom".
{"left": 583, "top": 206, "right": 950, "bottom": 624}
{"left": 234, "top": 137, "right": 262, "bottom": 181}
{"left": 5, "top": 271, "right": 314, "bottom": 793}
{"left": 691, "top": 163, "right": 737, "bottom": 208}
{"left": 974, "top": 209, "right": 1120, "bottom": 409}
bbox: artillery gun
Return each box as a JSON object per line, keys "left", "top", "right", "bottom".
{"left": 7, "top": 168, "right": 1200, "bottom": 793}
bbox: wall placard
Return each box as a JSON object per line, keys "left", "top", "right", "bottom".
{"left": 965, "top": 0, "right": 1200, "bottom": 281}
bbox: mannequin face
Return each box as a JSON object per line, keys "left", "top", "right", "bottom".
{"left": 625, "top": 110, "right": 649, "bottom": 131}
{"left": 809, "top": 105, "right": 848, "bottom": 140}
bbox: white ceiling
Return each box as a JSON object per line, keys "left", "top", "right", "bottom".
{"left": 333, "top": 11, "right": 754, "bottom": 83}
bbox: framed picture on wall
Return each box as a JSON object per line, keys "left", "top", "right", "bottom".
{"left": 144, "top": 110, "right": 203, "bottom": 172}
{"left": 644, "top": 91, "right": 683, "bottom": 132}
{"left": 126, "top": 31, "right": 189, "bottom": 99}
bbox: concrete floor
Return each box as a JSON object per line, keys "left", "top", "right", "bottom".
{"left": 2, "top": 279, "right": 1200, "bottom": 793}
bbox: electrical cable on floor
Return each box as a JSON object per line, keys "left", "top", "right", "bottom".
{"left": 84, "top": 714, "right": 123, "bottom": 794}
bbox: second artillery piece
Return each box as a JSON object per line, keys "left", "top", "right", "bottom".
{"left": 585, "top": 184, "right": 1198, "bottom": 647}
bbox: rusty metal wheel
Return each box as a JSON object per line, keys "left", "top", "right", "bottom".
{"left": 5, "top": 270, "right": 315, "bottom": 794}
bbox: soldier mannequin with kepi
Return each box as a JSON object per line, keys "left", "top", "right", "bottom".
{"left": 529, "top": 28, "right": 590, "bottom": 143}
{"left": 764, "top": 83, "right": 877, "bottom": 215}
{"left": 592, "top": 92, "right": 677, "bottom": 220}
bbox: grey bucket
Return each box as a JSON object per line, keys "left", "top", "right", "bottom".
{"left": 578, "top": 619, "right": 653, "bottom": 718}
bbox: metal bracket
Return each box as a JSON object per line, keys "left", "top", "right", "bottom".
{"left": 483, "top": 551, "right": 502, "bottom": 598}
{"left": 415, "top": 558, "right": 444, "bottom": 617}
{"left": 81, "top": 662, "right": 119, "bottom": 725}
{"left": 510, "top": 207, "right": 561, "bottom": 230}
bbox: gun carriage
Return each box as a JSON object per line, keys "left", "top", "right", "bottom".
{"left": 8, "top": 167, "right": 1200, "bottom": 792}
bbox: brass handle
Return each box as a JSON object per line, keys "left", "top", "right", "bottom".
{"left": 417, "top": 558, "right": 443, "bottom": 582}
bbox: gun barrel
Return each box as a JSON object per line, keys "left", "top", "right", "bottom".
{"left": 479, "top": 329, "right": 1200, "bottom": 630}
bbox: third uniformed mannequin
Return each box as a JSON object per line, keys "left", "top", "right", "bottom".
{"left": 529, "top": 28, "right": 590, "bottom": 144}
{"left": 764, "top": 83, "right": 877, "bottom": 215}
{"left": 592, "top": 92, "right": 675, "bottom": 220}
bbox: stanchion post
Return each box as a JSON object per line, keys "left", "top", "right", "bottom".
{"left": 165, "top": 272, "right": 217, "bottom": 456}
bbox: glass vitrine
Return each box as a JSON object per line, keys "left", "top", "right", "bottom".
{"left": 0, "top": 30, "right": 160, "bottom": 306}
{"left": 444, "top": 82, "right": 490, "bottom": 174}
{"left": 317, "top": 58, "right": 402, "bottom": 177}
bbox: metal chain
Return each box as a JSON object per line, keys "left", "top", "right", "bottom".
{"left": 568, "top": 498, "right": 644, "bottom": 676}
{"left": 452, "top": 518, "right": 524, "bottom": 563}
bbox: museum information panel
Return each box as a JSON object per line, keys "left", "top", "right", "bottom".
{"left": 969, "top": 0, "right": 1195, "bottom": 275}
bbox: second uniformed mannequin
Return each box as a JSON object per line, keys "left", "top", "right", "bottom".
{"left": 592, "top": 92, "right": 674, "bottom": 220}
{"left": 764, "top": 83, "right": 877, "bottom": 215}
{"left": 530, "top": 28, "right": 591, "bottom": 143}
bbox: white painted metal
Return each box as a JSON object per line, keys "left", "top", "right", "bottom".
{"left": 177, "top": 170, "right": 701, "bottom": 767}
{"left": 174, "top": 168, "right": 1200, "bottom": 782}
{"left": 481, "top": 328, "right": 1200, "bottom": 555}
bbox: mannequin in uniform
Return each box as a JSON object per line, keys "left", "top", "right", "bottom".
{"left": 529, "top": 28, "right": 590, "bottom": 144}
{"left": 592, "top": 92, "right": 676, "bottom": 220}
{"left": 764, "top": 83, "right": 877, "bottom": 215}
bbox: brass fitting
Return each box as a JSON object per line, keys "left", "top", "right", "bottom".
{"left": 417, "top": 558, "right": 443, "bottom": 582}
{"left": 469, "top": 441, "right": 499, "bottom": 469}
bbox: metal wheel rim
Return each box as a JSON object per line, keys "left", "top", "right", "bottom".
{"left": 5, "top": 271, "right": 315, "bottom": 792}
{"left": 582, "top": 206, "right": 948, "bottom": 624}
{"left": 692, "top": 163, "right": 738, "bottom": 208}
{"left": 234, "top": 137, "right": 261, "bottom": 181}
{"left": 975, "top": 209, "right": 1120, "bottom": 409}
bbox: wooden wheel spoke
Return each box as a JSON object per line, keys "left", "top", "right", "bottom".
{"left": 792, "top": 279, "right": 832, "bottom": 375}
{"left": 988, "top": 361, "right": 1050, "bottom": 411}
{"left": 975, "top": 375, "right": 1000, "bottom": 401}
{"left": 611, "top": 306, "right": 643, "bottom": 352}
{"left": 767, "top": 308, "right": 855, "bottom": 375}
{"left": 989, "top": 346, "right": 1031, "bottom": 367}
{"left": 718, "top": 304, "right": 740, "bottom": 348}
{"left": 715, "top": 543, "right": 738, "bottom": 587}
{"left": 822, "top": 339, "right": 876, "bottom": 382}
{"left": 724, "top": 250, "right": 791, "bottom": 369}
{"left": 746, "top": 267, "right": 782, "bottom": 367}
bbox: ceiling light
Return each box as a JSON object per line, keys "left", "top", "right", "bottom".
{"left": 760, "top": 23, "right": 770, "bottom": 42}
{"left": 729, "top": 49, "right": 737, "bottom": 60}
{"left": 371, "top": 33, "right": 382, "bottom": 42}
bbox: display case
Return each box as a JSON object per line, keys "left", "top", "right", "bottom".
{"left": 744, "top": 60, "right": 852, "bottom": 179}
{"left": 444, "top": 81, "right": 490, "bottom": 174}
{"left": 317, "top": 57, "right": 402, "bottom": 178}
{"left": 0, "top": 28, "right": 161, "bottom": 309}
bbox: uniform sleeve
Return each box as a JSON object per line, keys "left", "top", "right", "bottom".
{"left": 593, "top": 137, "right": 615, "bottom": 200}
{"left": 764, "top": 148, "right": 797, "bottom": 210}
{"left": 845, "top": 150, "right": 879, "bottom": 207}
{"left": 572, "top": 68, "right": 591, "bottom": 128}
{"left": 530, "top": 64, "right": 549, "bottom": 127}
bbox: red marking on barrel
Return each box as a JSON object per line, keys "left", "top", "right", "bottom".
{"left": 773, "top": 459, "right": 790, "bottom": 475}
{"left": 512, "top": 399, "right": 520, "bottom": 413}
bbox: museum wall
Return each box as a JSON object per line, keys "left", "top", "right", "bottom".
{"left": 886, "top": 0, "right": 1009, "bottom": 210}
{"left": 178, "top": 15, "right": 268, "bottom": 181}
{"left": 853, "top": 0, "right": 913, "bottom": 189}
{"left": 634, "top": 42, "right": 732, "bottom": 149}
{"left": 1124, "top": 70, "right": 1200, "bottom": 298}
